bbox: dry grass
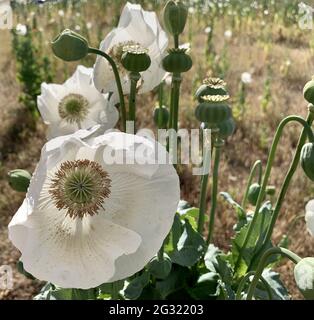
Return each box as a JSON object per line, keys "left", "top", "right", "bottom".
{"left": 1, "top": 1, "right": 314, "bottom": 300}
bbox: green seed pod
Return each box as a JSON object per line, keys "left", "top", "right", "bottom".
{"left": 121, "top": 44, "right": 151, "bottom": 73}
{"left": 294, "top": 258, "right": 314, "bottom": 300}
{"left": 247, "top": 183, "right": 262, "bottom": 206}
{"left": 154, "top": 105, "right": 169, "bottom": 129}
{"left": 195, "top": 95, "right": 231, "bottom": 125}
{"left": 51, "top": 29, "right": 89, "bottom": 62}
{"left": 163, "top": 0, "right": 188, "bottom": 36}
{"left": 8, "top": 169, "right": 31, "bottom": 193}
{"left": 300, "top": 143, "right": 314, "bottom": 181}
{"left": 303, "top": 78, "right": 314, "bottom": 105}
{"left": 195, "top": 78, "right": 229, "bottom": 102}
{"left": 162, "top": 49, "right": 192, "bottom": 74}
{"left": 217, "top": 117, "right": 236, "bottom": 138}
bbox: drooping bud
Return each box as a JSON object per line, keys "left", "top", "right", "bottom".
{"left": 162, "top": 48, "right": 192, "bottom": 74}
{"left": 195, "top": 78, "right": 229, "bottom": 102}
{"left": 153, "top": 105, "right": 169, "bottom": 129}
{"left": 8, "top": 169, "right": 31, "bottom": 193}
{"left": 300, "top": 143, "right": 314, "bottom": 181}
{"left": 294, "top": 258, "right": 314, "bottom": 300}
{"left": 303, "top": 77, "right": 314, "bottom": 105}
{"left": 247, "top": 183, "right": 262, "bottom": 206}
{"left": 195, "top": 95, "right": 231, "bottom": 127}
{"left": 163, "top": 0, "right": 188, "bottom": 36}
{"left": 121, "top": 44, "right": 151, "bottom": 73}
{"left": 51, "top": 29, "right": 89, "bottom": 62}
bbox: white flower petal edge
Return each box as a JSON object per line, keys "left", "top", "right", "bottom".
{"left": 9, "top": 128, "right": 180, "bottom": 289}
{"left": 305, "top": 200, "right": 314, "bottom": 237}
{"left": 37, "top": 65, "right": 119, "bottom": 140}
{"left": 93, "top": 2, "right": 168, "bottom": 96}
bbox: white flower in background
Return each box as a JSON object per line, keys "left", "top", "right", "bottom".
{"left": 224, "top": 29, "right": 232, "bottom": 39}
{"left": 264, "top": 9, "right": 269, "bottom": 16}
{"left": 86, "top": 22, "right": 92, "bottom": 30}
{"left": 205, "top": 26, "right": 212, "bottom": 34}
{"left": 188, "top": 7, "right": 195, "bottom": 14}
{"left": 305, "top": 200, "right": 314, "bottom": 237}
{"left": 76, "top": 12, "right": 81, "bottom": 17}
{"left": 75, "top": 25, "right": 81, "bottom": 32}
{"left": 16, "top": 23, "right": 27, "bottom": 36}
{"left": 58, "top": 9, "right": 64, "bottom": 17}
{"left": 38, "top": 65, "right": 119, "bottom": 140}
{"left": 241, "top": 72, "right": 252, "bottom": 84}
{"left": 9, "top": 129, "right": 180, "bottom": 289}
{"left": 93, "top": 2, "right": 168, "bottom": 97}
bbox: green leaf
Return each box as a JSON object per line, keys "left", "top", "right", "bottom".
{"left": 169, "top": 219, "right": 206, "bottom": 267}
{"left": 204, "top": 244, "right": 220, "bottom": 272}
{"left": 147, "top": 254, "right": 172, "bottom": 280}
{"left": 255, "top": 269, "right": 290, "bottom": 300}
{"left": 165, "top": 213, "right": 183, "bottom": 252}
{"left": 137, "top": 285, "right": 162, "bottom": 300}
{"left": 231, "top": 201, "right": 273, "bottom": 277}
{"left": 179, "top": 207, "right": 201, "bottom": 230}
{"left": 187, "top": 272, "right": 219, "bottom": 300}
{"left": 220, "top": 192, "right": 246, "bottom": 220}
{"left": 123, "top": 271, "right": 150, "bottom": 300}
{"left": 294, "top": 258, "right": 314, "bottom": 300}
{"left": 98, "top": 280, "right": 125, "bottom": 299}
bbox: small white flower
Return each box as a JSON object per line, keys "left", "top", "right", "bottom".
{"left": 37, "top": 65, "right": 119, "bottom": 140}
{"left": 305, "top": 200, "right": 314, "bottom": 237}
{"left": 76, "top": 12, "right": 81, "bottom": 17}
{"left": 264, "top": 9, "right": 269, "bottom": 16}
{"left": 241, "top": 72, "right": 252, "bottom": 84}
{"left": 16, "top": 23, "right": 27, "bottom": 36}
{"left": 93, "top": 2, "right": 168, "bottom": 97}
{"left": 75, "top": 25, "right": 81, "bottom": 32}
{"left": 8, "top": 129, "right": 180, "bottom": 289}
{"left": 188, "top": 7, "right": 195, "bottom": 14}
{"left": 205, "top": 26, "right": 212, "bottom": 34}
{"left": 58, "top": 10, "right": 64, "bottom": 17}
{"left": 86, "top": 22, "right": 92, "bottom": 30}
{"left": 224, "top": 29, "right": 232, "bottom": 39}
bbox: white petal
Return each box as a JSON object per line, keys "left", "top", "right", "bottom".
{"left": 305, "top": 210, "right": 314, "bottom": 237}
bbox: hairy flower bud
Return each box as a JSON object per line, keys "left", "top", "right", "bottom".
{"left": 247, "top": 183, "right": 262, "bottom": 206}
{"left": 303, "top": 78, "right": 314, "bottom": 105}
{"left": 51, "top": 29, "right": 89, "bottom": 62}
{"left": 8, "top": 169, "right": 31, "bottom": 193}
{"left": 163, "top": 0, "right": 188, "bottom": 36}
{"left": 301, "top": 143, "right": 314, "bottom": 181}
{"left": 294, "top": 258, "right": 314, "bottom": 300}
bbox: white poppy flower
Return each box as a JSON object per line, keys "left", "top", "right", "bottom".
{"left": 38, "top": 65, "right": 119, "bottom": 140}
{"left": 93, "top": 2, "right": 168, "bottom": 97}
{"left": 224, "top": 30, "right": 232, "bottom": 39}
{"left": 16, "top": 23, "right": 27, "bottom": 36}
{"left": 8, "top": 128, "right": 180, "bottom": 289}
{"left": 305, "top": 200, "right": 314, "bottom": 237}
{"left": 241, "top": 72, "right": 252, "bottom": 84}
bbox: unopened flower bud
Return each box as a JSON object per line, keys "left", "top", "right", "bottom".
{"left": 163, "top": 0, "right": 188, "bottom": 36}
{"left": 51, "top": 29, "right": 89, "bottom": 62}
{"left": 303, "top": 77, "right": 314, "bottom": 105}
{"left": 294, "top": 258, "right": 314, "bottom": 300}
{"left": 247, "top": 183, "right": 262, "bottom": 206}
{"left": 8, "top": 169, "right": 31, "bottom": 192}
{"left": 162, "top": 48, "right": 192, "bottom": 74}
{"left": 121, "top": 44, "right": 151, "bottom": 73}
{"left": 300, "top": 143, "right": 314, "bottom": 181}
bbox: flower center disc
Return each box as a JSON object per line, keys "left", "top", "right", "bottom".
{"left": 58, "top": 93, "right": 90, "bottom": 124}
{"left": 49, "top": 160, "right": 111, "bottom": 219}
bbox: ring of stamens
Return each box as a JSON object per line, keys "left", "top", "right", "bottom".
{"left": 203, "top": 78, "right": 227, "bottom": 89}
{"left": 58, "top": 93, "right": 90, "bottom": 124}
{"left": 49, "top": 160, "right": 111, "bottom": 219}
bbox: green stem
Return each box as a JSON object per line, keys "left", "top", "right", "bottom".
{"left": 171, "top": 74, "right": 182, "bottom": 131}
{"left": 88, "top": 47, "right": 126, "bottom": 132}
{"left": 235, "top": 271, "right": 273, "bottom": 300}
{"left": 158, "top": 81, "right": 164, "bottom": 107}
{"left": 235, "top": 115, "right": 314, "bottom": 271}
{"left": 111, "top": 282, "right": 120, "bottom": 300}
{"left": 206, "top": 139, "right": 223, "bottom": 244}
{"left": 174, "top": 34, "right": 179, "bottom": 49}
{"left": 252, "top": 111, "right": 314, "bottom": 263}
{"left": 246, "top": 247, "right": 301, "bottom": 300}
{"left": 128, "top": 72, "right": 140, "bottom": 131}
{"left": 241, "top": 160, "right": 263, "bottom": 208}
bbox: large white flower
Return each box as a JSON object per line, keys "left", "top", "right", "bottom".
{"left": 93, "top": 2, "right": 168, "bottom": 97}
{"left": 38, "top": 65, "right": 119, "bottom": 140}
{"left": 9, "top": 127, "right": 180, "bottom": 289}
{"left": 305, "top": 200, "right": 314, "bottom": 237}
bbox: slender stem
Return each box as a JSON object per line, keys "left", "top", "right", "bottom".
{"left": 88, "top": 47, "right": 126, "bottom": 132}
{"left": 207, "top": 139, "right": 223, "bottom": 244}
{"left": 174, "top": 35, "right": 179, "bottom": 49}
{"left": 241, "top": 160, "right": 263, "bottom": 208}
{"left": 171, "top": 74, "right": 182, "bottom": 131}
{"left": 235, "top": 115, "right": 314, "bottom": 271}
{"left": 128, "top": 72, "right": 140, "bottom": 131}
{"left": 158, "top": 81, "right": 164, "bottom": 107}
{"left": 235, "top": 271, "right": 273, "bottom": 300}
{"left": 252, "top": 111, "right": 314, "bottom": 262}
{"left": 246, "top": 247, "right": 301, "bottom": 300}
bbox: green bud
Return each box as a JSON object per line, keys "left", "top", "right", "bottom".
{"left": 266, "top": 185, "right": 276, "bottom": 196}
{"left": 294, "top": 257, "right": 314, "bottom": 300}
{"left": 163, "top": 0, "right": 188, "bottom": 36}
{"left": 162, "top": 49, "right": 192, "bottom": 74}
{"left": 300, "top": 143, "right": 314, "bottom": 181}
{"left": 195, "top": 95, "right": 231, "bottom": 125}
{"left": 121, "top": 44, "right": 151, "bottom": 73}
{"left": 195, "top": 78, "right": 229, "bottom": 102}
{"left": 154, "top": 105, "right": 169, "bottom": 129}
{"left": 8, "top": 169, "right": 31, "bottom": 193}
{"left": 303, "top": 78, "right": 314, "bottom": 105}
{"left": 147, "top": 254, "right": 172, "bottom": 280}
{"left": 247, "top": 183, "right": 262, "bottom": 206}
{"left": 51, "top": 29, "right": 89, "bottom": 62}
{"left": 217, "top": 117, "right": 236, "bottom": 138}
